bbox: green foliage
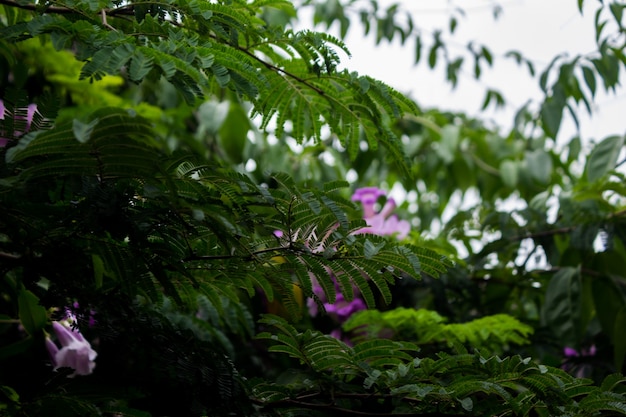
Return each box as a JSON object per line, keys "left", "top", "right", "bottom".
{"left": 253, "top": 315, "right": 626, "bottom": 416}
{"left": 1, "top": 0, "right": 626, "bottom": 416}
{"left": 343, "top": 307, "right": 533, "bottom": 354}
{"left": 1, "top": 102, "right": 446, "bottom": 319}
{"left": 0, "top": 0, "right": 416, "bottom": 175}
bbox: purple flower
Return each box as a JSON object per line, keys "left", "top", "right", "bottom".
{"left": 0, "top": 100, "right": 38, "bottom": 147}
{"left": 563, "top": 345, "right": 596, "bottom": 357}
{"left": 352, "top": 189, "right": 411, "bottom": 239}
{"left": 325, "top": 292, "right": 367, "bottom": 320}
{"left": 45, "top": 320, "right": 97, "bottom": 377}
{"left": 306, "top": 187, "right": 412, "bottom": 342}
{"left": 352, "top": 187, "right": 386, "bottom": 218}
{"left": 307, "top": 277, "right": 366, "bottom": 321}
{"left": 562, "top": 345, "right": 596, "bottom": 378}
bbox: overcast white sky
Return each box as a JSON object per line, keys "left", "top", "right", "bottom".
{"left": 304, "top": 0, "right": 625, "bottom": 145}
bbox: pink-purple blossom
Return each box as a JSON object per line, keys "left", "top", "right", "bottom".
{"left": 561, "top": 345, "right": 596, "bottom": 378}
{"left": 564, "top": 345, "right": 596, "bottom": 357}
{"left": 307, "top": 277, "right": 367, "bottom": 321}
{"left": 351, "top": 187, "right": 386, "bottom": 218}
{"left": 45, "top": 319, "right": 97, "bottom": 377}
{"left": 308, "top": 187, "right": 412, "bottom": 342}
{"left": 352, "top": 187, "right": 411, "bottom": 239}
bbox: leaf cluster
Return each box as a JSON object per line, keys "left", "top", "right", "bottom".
{"left": 343, "top": 307, "right": 534, "bottom": 354}
{"left": 253, "top": 315, "right": 626, "bottom": 416}
{"left": 0, "top": 0, "right": 417, "bottom": 175}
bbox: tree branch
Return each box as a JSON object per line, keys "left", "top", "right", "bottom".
{"left": 0, "top": 0, "right": 75, "bottom": 14}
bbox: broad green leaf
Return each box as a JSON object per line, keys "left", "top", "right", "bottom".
{"left": 525, "top": 149, "right": 552, "bottom": 184}
{"left": 218, "top": 102, "right": 250, "bottom": 164}
{"left": 585, "top": 135, "right": 625, "bottom": 182}
{"left": 17, "top": 289, "right": 48, "bottom": 336}
{"left": 499, "top": 160, "right": 518, "bottom": 188}
{"left": 582, "top": 65, "right": 597, "bottom": 98}
{"left": 428, "top": 34, "right": 440, "bottom": 69}
{"left": 568, "top": 136, "right": 582, "bottom": 162}
{"left": 540, "top": 87, "right": 566, "bottom": 138}
{"left": 609, "top": 3, "right": 624, "bottom": 26}
{"left": 541, "top": 266, "right": 581, "bottom": 345}
{"left": 592, "top": 274, "right": 626, "bottom": 340}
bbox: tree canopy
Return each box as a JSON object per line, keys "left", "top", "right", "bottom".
{"left": 1, "top": 0, "right": 626, "bottom": 416}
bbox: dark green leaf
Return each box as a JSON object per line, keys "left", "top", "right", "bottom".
{"left": 592, "top": 275, "right": 625, "bottom": 340}
{"left": 17, "top": 289, "right": 47, "bottom": 336}
{"left": 541, "top": 266, "right": 582, "bottom": 345}
{"left": 609, "top": 3, "right": 624, "bottom": 26}
{"left": 614, "top": 306, "right": 626, "bottom": 370}
{"left": 582, "top": 65, "right": 597, "bottom": 97}
{"left": 449, "top": 17, "right": 457, "bottom": 34}
{"left": 585, "top": 135, "right": 625, "bottom": 182}
{"left": 428, "top": 44, "right": 438, "bottom": 69}
{"left": 540, "top": 86, "right": 566, "bottom": 138}
{"left": 526, "top": 149, "right": 552, "bottom": 184}
{"left": 414, "top": 35, "right": 422, "bottom": 64}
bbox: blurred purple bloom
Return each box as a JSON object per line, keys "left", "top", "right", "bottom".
{"left": 351, "top": 187, "right": 386, "bottom": 218}
{"left": 563, "top": 347, "right": 579, "bottom": 357}
{"left": 325, "top": 292, "right": 366, "bottom": 320}
{"left": 0, "top": 100, "right": 38, "bottom": 147}
{"left": 45, "top": 320, "right": 97, "bottom": 377}
{"left": 307, "top": 186, "right": 412, "bottom": 342}
{"left": 562, "top": 344, "right": 596, "bottom": 378}
{"left": 352, "top": 188, "right": 411, "bottom": 239}
{"left": 563, "top": 345, "right": 596, "bottom": 357}
{"left": 307, "top": 277, "right": 366, "bottom": 321}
